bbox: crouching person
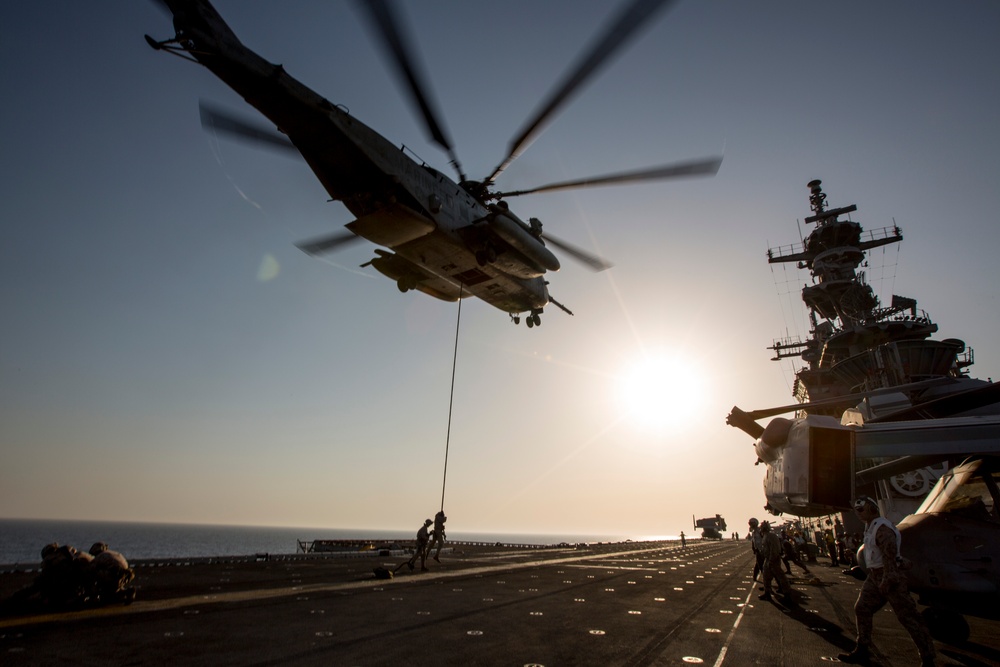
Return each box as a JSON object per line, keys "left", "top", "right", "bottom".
{"left": 88, "top": 542, "right": 136, "bottom": 604}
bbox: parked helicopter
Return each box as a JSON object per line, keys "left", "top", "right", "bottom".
{"left": 729, "top": 400, "right": 1000, "bottom": 642}
{"left": 897, "top": 455, "right": 1000, "bottom": 643}
{"left": 145, "top": 0, "right": 721, "bottom": 327}
{"left": 728, "top": 383, "right": 1000, "bottom": 639}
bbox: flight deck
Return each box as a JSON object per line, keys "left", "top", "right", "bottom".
{"left": 2, "top": 540, "right": 997, "bottom": 665}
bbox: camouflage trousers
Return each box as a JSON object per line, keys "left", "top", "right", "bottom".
{"left": 853, "top": 572, "right": 935, "bottom": 661}
{"left": 761, "top": 558, "right": 791, "bottom": 596}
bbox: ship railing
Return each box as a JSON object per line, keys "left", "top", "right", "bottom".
{"left": 767, "top": 224, "right": 902, "bottom": 262}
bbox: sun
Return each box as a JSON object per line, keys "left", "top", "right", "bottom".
{"left": 615, "top": 352, "right": 707, "bottom": 434}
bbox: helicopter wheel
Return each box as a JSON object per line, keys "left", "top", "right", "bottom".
{"left": 513, "top": 316, "right": 521, "bottom": 325}
{"left": 922, "top": 607, "right": 970, "bottom": 644}
{"left": 396, "top": 278, "right": 414, "bottom": 293}
{"left": 531, "top": 314, "right": 541, "bottom": 327}
{"left": 890, "top": 469, "right": 932, "bottom": 497}
{"left": 526, "top": 316, "right": 534, "bottom": 328}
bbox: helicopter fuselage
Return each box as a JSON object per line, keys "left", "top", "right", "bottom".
{"left": 156, "top": 0, "right": 555, "bottom": 318}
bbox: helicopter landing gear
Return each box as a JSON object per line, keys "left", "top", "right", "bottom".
{"left": 397, "top": 277, "right": 417, "bottom": 292}
{"left": 510, "top": 310, "right": 542, "bottom": 327}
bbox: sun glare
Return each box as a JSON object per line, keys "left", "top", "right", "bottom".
{"left": 616, "top": 352, "right": 707, "bottom": 434}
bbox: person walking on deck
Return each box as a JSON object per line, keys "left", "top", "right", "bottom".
{"left": 838, "top": 496, "right": 936, "bottom": 667}
{"left": 748, "top": 518, "right": 764, "bottom": 582}
{"left": 758, "top": 521, "right": 794, "bottom": 602}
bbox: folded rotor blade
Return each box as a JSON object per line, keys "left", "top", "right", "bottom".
{"left": 542, "top": 233, "right": 613, "bottom": 272}
{"left": 486, "top": 0, "right": 676, "bottom": 184}
{"left": 296, "top": 230, "right": 362, "bottom": 256}
{"left": 199, "top": 101, "right": 299, "bottom": 155}
{"left": 495, "top": 156, "right": 722, "bottom": 198}
{"left": 354, "top": 0, "right": 465, "bottom": 181}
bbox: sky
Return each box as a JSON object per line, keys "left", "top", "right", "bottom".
{"left": 2, "top": 1, "right": 999, "bottom": 540}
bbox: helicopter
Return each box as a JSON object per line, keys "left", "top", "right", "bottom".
{"left": 896, "top": 455, "right": 1000, "bottom": 643}
{"left": 729, "top": 399, "right": 1000, "bottom": 642}
{"left": 144, "top": 0, "right": 721, "bottom": 327}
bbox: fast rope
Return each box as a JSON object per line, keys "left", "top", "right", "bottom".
{"left": 439, "top": 284, "right": 463, "bottom": 513}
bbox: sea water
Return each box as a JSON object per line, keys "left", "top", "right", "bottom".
{"left": 0, "top": 519, "right": 646, "bottom": 565}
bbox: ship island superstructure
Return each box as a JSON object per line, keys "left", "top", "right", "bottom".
{"left": 725, "top": 180, "right": 1000, "bottom": 519}
{"left": 766, "top": 180, "right": 977, "bottom": 418}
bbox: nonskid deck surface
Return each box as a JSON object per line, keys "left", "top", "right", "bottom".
{"left": 2, "top": 541, "right": 997, "bottom": 666}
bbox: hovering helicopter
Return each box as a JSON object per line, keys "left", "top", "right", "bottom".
{"left": 144, "top": 0, "right": 721, "bottom": 327}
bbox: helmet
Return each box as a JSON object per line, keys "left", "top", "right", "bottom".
{"left": 748, "top": 517, "right": 759, "bottom": 527}
{"left": 760, "top": 521, "right": 771, "bottom": 532}
{"left": 853, "top": 496, "right": 878, "bottom": 513}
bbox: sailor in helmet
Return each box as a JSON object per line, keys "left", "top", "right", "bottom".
{"left": 838, "top": 496, "right": 936, "bottom": 666}
{"left": 758, "top": 520, "right": 793, "bottom": 603}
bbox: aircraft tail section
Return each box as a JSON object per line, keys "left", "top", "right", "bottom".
{"left": 157, "top": 0, "right": 244, "bottom": 57}
{"left": 147, "top": 0, "right": 397, "bottom": 204}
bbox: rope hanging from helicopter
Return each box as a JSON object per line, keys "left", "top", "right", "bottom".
{"left": 439, "top": 284, "right": 463, "bottom": 513}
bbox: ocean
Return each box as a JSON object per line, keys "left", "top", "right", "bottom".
{"left": 0, "top": 519, "right": 647, "bottom": 566}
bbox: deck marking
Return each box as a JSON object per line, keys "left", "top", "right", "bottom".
{"left": 0, "top": 544, "right": 719, "bottom": 630}
{"left": 711, "top": 582, "right": 753, "bottom": 667}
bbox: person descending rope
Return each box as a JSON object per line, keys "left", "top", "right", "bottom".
{"left": 428, "top": 511, "right": 447, "bottom": 562}
{"left": 394, "top": 519, "right": 433, "bottom": 574}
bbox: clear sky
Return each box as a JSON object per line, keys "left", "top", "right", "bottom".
{"left": 2, "top": 1, "right": 999, "bottom": 539}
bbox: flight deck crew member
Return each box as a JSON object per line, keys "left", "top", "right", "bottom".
{"left": 758, "top": 521, "right": 793, "bottom": 602}
{"left": 748, "top": 518, "right": 764, "bottom": 582}
{"left": 780, "top": 529, "right": 811, "bottom": 576}
{"left": 88, "top": 542, "right": 136, "bottom": 603}
{"left": 838, "top": 496, "right": 936, "bottom": 667}
{"left": 428, "top": 511, "right": 447, "bottom": 562}
{"left": 395, "top": 519, "right": 433, "bottom": 573}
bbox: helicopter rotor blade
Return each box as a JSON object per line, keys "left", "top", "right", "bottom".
{"left": 296, "top": 230, "right": 362, "bottom": 256}
{"left": 486, "top": 0, "right": 676, "bottom": 184}
{"left": 148, "top": 0, "right": 171, "bottom": 15}
{"left": 199, "top": 100, "right": 300, "bottom": 155}
{"left": 542, "top": 233, "right": 613, "bottom": 272}
{"left": 495, "top": 156, "right": 722, "bottom": 198}
{"left": 354, "top": 0, "right": 466, "bottom": 182}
